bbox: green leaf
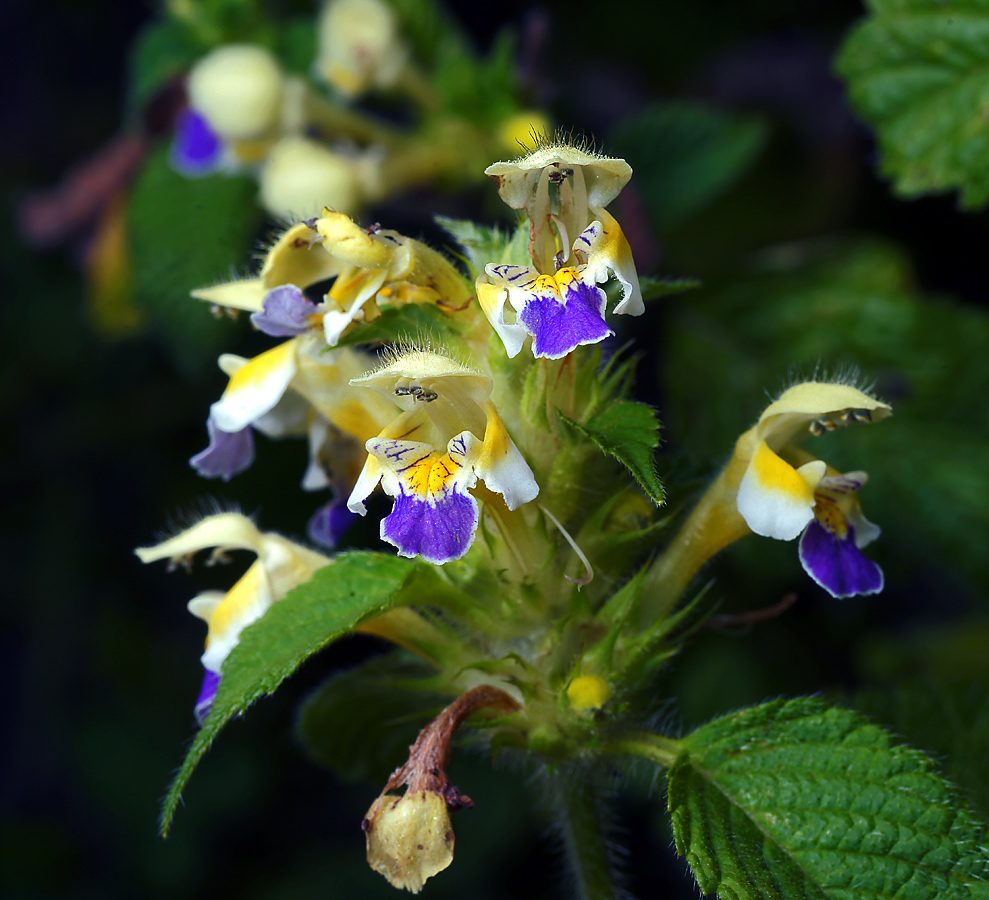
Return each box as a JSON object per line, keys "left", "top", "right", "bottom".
{"left": 296, "top": 651, "right": 446, "bottom": 783}
{"left": 159, "top": 552, "right": 422, "bottom": 836}
{"left": 127, "top": 145, "right": 260, "bottom": 371}
{"left": 436, "top": 216, "right": 529, "bottom": 279}
{"left": 332, "top": 302, "right": 463, "bottom": 348}
{"left": 836, "top": 0, "right": 989, "bottom": 207}
{"left": 669, "top": 697, "right": 989, "bottom": 900}
{"left": 126, "top": 18, "right": 204, "bottom": 115}
{"left": 561, "top": 401, "right": 664, "bottom": 505}
{"left": 609, "top": 102, "right": 768, "bottom": 231}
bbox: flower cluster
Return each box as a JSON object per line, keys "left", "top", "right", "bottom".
{"left": 141, "top": 132, "right": 893, "bottom": 894}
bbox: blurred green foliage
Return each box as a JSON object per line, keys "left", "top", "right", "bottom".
{"left": 838, "top": 0, "right": 989, "bottom": 207}
{"left": 610, "top": 102, "right": 769, "bottom": 232}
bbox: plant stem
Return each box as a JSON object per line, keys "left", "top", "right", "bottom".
{"left": 545, "top": 768, "right": 623, "bottom": 900}
{"left": 601, "top": 731, "right": 683, "bottom": 769}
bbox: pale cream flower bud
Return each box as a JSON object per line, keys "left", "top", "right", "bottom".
{"left": 315, "top": 0, "right": 408, "bottom": 97}
{"left": 187, "top": 45, "right": 284, "bottom": 141}
{"left": 364, "top": 791, "right": 455, "bottom": 893}
{"left": 258, "top": 136, "right": 367, "bottom": 220}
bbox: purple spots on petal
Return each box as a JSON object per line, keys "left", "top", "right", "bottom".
{"left": 250, "top": 284, "right": 319, "bottom": 337}
{"left": 381, "top": 489, "right": 478, "bottom": 564}
{"left": 519, "top": 278, "right": 612, "bottom": 359}
{"left": 190, "top": 417, "right": 255, "bottom": 480}
{"left": 194, "top": 669, "right": 221, "bottom": 726}
{"left": 307, "top": 497, "right": 358, "bottom": 549}
{"left": 798, "top": 520, "right": 884, "bottom": 598}
{"left": 170, "top": 109, "right": 223, "bottom": 177}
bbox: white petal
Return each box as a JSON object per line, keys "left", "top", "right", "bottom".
{"left": 210, "top": 340, "right": 299, "bottom": 432}
{"left": 464, "top": 404, "right": 538, "bottom": 509}
{"left": 736, "top": 442, "right": 820, "bottom": 541}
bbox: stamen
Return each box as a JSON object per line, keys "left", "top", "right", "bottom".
{"left": 539, "top": 504, "right": 593, "bottom": 588}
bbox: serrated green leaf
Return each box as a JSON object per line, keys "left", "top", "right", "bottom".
{"left": 159, "top": 552, "right": 422, "bottom": 835}
{"left": 836, "top": 0, "right": 989, "bottom": 207}
{"left": 610, "top": 102, "right": 768, "bottom": 231}
{"left": 640, "top": 275, "right": 702, "bottom": 302}
{"left": 669, "top": 697, "right": 989, "bottom": 900}
{"left": 295, "top": 651, "right": 445, "bottom": 783}
{"left": 127, "top": 145, "right": 260, "bottom": 371}
{"left": 332, "top": 301, "right": 463, "bottom": 348}
{"left": 436, "top": 216, "right": 529, "bottom": 279}
{"left": 561, "top": 401, "right": 664, "bottom": 505}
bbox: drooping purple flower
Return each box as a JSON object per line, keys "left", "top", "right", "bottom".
{"left": 170, "top": 109, "right": 224, "bottom": 177}
{"left": 250, "top": 284, "right": 320, "bottom": 337}
{"left": 798, "top": 519, "right": 884, "bottom": 599}
{"left": 190, "top": 416, "right": 255, "bottom": 480}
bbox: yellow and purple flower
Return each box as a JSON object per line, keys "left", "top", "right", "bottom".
{"left": 477, "top": 139, "right": 642, "bottom": 359}
{"left": 347, "top": 349, "right": 538, "bottom": 564}
{"left": 193, "top": 212, "right": 470, "bottom": 347}
{"left": 732, "top": 381, "right": 891, "bottom": 598}
{"left": 135, "top": 513, "right": 329, "bottom": 723}
{"left": 476, "top": 211, "right": 639, "bottom": 359}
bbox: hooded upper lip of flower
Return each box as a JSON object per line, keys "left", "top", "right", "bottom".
{"left": 345, "top": 349, "right": 538, "bottom": 564}
{"left": 485, "top": 139, "right": 634, "bottom": 274}
{"left": 192, "top": 212, "right": 471, "bottom": 347}
{"left": 135, "top": 513, "right": 329, "bottom": 719}
{"left": 732, "top": 380, "right": 891, "bottom": 597}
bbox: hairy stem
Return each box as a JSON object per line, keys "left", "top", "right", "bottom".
{"left": 601, "top": 732, "right": 683, "bottom": 769}
{"left": 545, "top": 769, "right": 624, "bottom": 900}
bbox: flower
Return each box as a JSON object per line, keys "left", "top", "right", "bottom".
{"left": 190, "top": 337, "right": 395, "bottom": 481}
{"left": 192, "top": 213, "right": 470, "bottom": 346}
{"left": 478, "top": 138, "right": 642, "bottom": 358}
{"left": 347, "top": 349, "right": 539, "bottom": 564}
{"left": 314, "top": 0, "right": 408, "bottom": 98}
{"left": 475, "top": 212, "right": 638, "bottom": 359}
{"left": 135, "top": 513, "right": 329, "bottom": 722}
{"left": 258, "top": 136, "right": 381, "bottom": 220}
{"left": 485, "top": 138, "right": 637, "bottom": 276}
{"left": 733, "top": 381, "right": 891, "bottom": 597}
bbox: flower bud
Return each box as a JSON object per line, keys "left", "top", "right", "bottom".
{"left": 567, "top": 674, "right": 611, "bottom": 712}
{"left": 187, "top": 45, "right": 283, "bottom": 141}
{"left": 315, "top": 0, "right": 408, "bottom": 97}
{"left": 364, "top": 791, "right": 455, "bottom": 893}
{"left": 258, "top": 136, "right": 368, "bottom": 220}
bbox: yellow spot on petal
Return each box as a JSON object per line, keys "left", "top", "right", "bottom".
{"left": 812, "top": 495, "right": 849, "bottom": 540}
{"left": 751, "top": 440, "right": 816, "bottom": 505}
{"left": 404, "top": 452, "right": 461, "bottom": 497}
{"left": 224, "top": 340, "right": 297, "bottom": 398}
{"left": 205, "top": 561, "right": 270, "bottom": 647}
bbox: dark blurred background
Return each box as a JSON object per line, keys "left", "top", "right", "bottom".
{"left": 3, "top": 1, "right": 988, "bottom": 898}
